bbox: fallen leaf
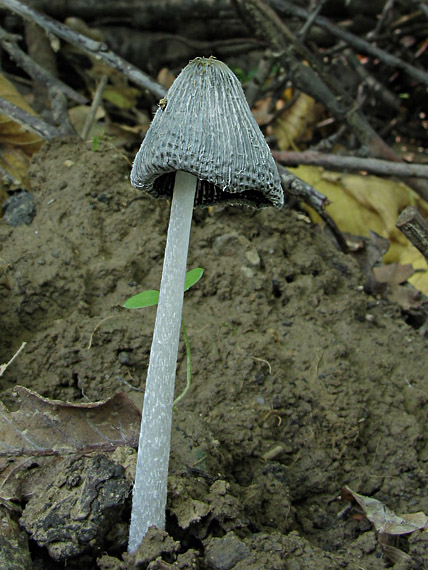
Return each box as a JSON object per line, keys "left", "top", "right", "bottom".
{"left": 373, "top": 263, "right": 414, "bottom": 285}
{"left": 0, "top": 143, "right": 32, "bottom": 190}
{"left": 342, "top": 486, "right": 428, "bottom": 535}
{"left": 0, "top": 386, "right": 140, "bottom": 459}
{"left": 292, "top": 164, "right": 428, "bottom": 294}
{"left": 0, "top": 74, "right": 43, "bottom": 154}
{"left": 103, "top": 85, "right": 139, "bottom": 110}
{"left": 157, "top": 67, "right": 176, "bottom": 90}
{"left": 68, "top": 104, "right": 105, "bottom": 138}
{"left": 272, "top": 92, "right": 318, "bottom": 150}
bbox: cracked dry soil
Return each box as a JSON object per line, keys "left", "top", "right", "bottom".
{"left": 0, "top": 138, "right": 427, "bottom": 569}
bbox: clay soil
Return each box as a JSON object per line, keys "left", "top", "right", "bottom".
{"left": 1, "top": 138, "right": 427, "bottom": 569}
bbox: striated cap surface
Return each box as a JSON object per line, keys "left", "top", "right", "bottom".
{"left": 131, "top": 57, "right": 283, "bottom": 209}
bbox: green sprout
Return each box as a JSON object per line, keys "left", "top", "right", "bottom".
{"left": 124, "top": 267, "right": 203, "bottom": 406}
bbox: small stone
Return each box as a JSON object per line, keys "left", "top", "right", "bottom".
{"left": 118, "top": 351, "right": 131, "bottom": 365}
{"left": 205, "top": 532, "right": 250, "bottom": 570}
{"left": 2, "top": 191, "right": 36, "bottom": 227}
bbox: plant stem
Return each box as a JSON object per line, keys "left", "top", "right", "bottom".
{"left": 128, "top": 171, "right": 196, "bottom": 554}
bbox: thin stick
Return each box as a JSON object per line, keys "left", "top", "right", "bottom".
{"left": 0, "top": 26, "right": 87, "bottom": 104}
{"left": 396, "top": 206, "right": 428, "bottom": 264}
{"left": 0, "top": 0, "right": 166, "bottom": 99}
{"left": 0, "top": 342, "right": 26, "bottom": 377}
{"left": 81, "top": 74, "right": 108, "bottom": 141}
{"left": 275, "top": 0, "right": 428, "bottom": 87}
{"left": 0, "top": 96, "right": 63, "bottom": 140}
{"left": 273, "top": 150, "right": 428, "bottom": 179}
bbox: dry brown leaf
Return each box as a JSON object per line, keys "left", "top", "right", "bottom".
{"left": 373, "top": 263, "right": 421, "bottom": 310}
{"left": 252, "top": 97, "right": 275, "bottom": 126}
{"left": 373, "top": 263, "right": 414, "bottom": 285}
{"left": 384, "top": 283, "right": 422, "bottom": 311}
{"left": 0, "top": 74, "right": 43, "bottom": 154}
{"left": 342, "top": 486, "right": 428, "bottom": 535}
{"left": 0, "top": 386, "right": 140, "bottom": 460}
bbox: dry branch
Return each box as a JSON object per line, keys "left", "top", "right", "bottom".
{"left": 233, "top": 0, "right": 428, "bottom": 201}
{"left": 0, "top": 27, "right": 87, "bottom": 105}
{"left": 234, "top": 0, "right": 398, "bottom": 160}
{"left": 273, "top": 151, "right": 428, "bottom": 180}
{"left": 0, "top": 96, "right": 63, "bottom": 140}
{"left": 278, "top": 163, "right": 349, "bottom": 253}
{"left": 396, "top": 206, "right": 428, "bottom": 264}
{"left": 273, "top": 0, "right": 428, "bottom": 87}
{"left": 0, "top": 0, "right": 166, "bottom": 99}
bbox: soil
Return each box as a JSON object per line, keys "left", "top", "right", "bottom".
{"left": 1, "top": 138, "right": 427, "bottom": 569}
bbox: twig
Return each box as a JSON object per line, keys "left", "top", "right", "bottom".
{"left": 0, "top": 0, "right": 166, "bottom": 99}
{"left": 0, "top": 96, "right": 63, "bottom": 140}
{"left": 278, "top": 163, "right": 349, "bottom": 253}
{"left": 344, "top": 48, "right": 401, "bottom": 112}
{"left": 235, "top": 0, "right": 428, "bottom": 202}
{"left": 81, "top": 74, "right": 108, "bottom": 141}
{"left": 278, "top": 163, "right": 326, "bottom": 210}
{"left": 234, "top": 0, "right": 399, "bottom": 160}
{"left": 245, "top": 48, "right": 275, "bottom": 107}
{"left": 0, "top": 342, "right": 26, "bottom": 377}
{"left": 49, "top": 85, "right": 77, "bottom": 136}
{"left": 273, "top": 0, "right": 428, "bottom": 87}
{"left": 297, "top": 0, "right": 326, "bottom": 42}
{"left": 396, "top": 206, "right": 428, "bottom": 264}
{"left": 273, "top": 150, "right": 428, "bottom": 179}
{"left": 0, "top": 26, "right": 87, "bottom": 105}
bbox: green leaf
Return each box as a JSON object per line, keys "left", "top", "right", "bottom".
{"left": 184, "top": 267, "right": 204, "bottom": 291}
{"left": 123, "top": 289, "right": 159, "bottom": 309}
{"left": 123, "top": 267, "right": 204, "bottom": 310}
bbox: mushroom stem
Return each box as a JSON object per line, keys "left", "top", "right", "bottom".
{"left": 128, "top": 170, "right": 197, "bottom": 554}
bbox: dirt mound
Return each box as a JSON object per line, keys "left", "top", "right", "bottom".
{"left": 1, "top": 139, "right": 427, "bottom": 569}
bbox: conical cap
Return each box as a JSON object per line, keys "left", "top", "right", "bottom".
{"left": 131, "top": 57, "right": 283, "bottom": 209}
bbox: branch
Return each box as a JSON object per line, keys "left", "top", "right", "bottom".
{"left": 0, "top": 27, "right": 87, "bottom": 105}
{"left": 278, "top": 163, "right": 349, "bottom": 253}
{"left": 234, "top": 0, "right": 428, "bottom": 202}
{"left": 234, "top": 0, "right": 398, "bottom": 160}
{"left": 273, "top": 0, "right": 428, "bottom": 87}
{"left": 273, "top": 150, "right": 428, "bottom": 179}
{"left": 0, "top": 0, "right": 166, "bottom": 99}
{"left": 0, "top": 96, "right": 63, "bottom": 140}
{"left": 396, "top": 206, "right": 428, "bottom": 264}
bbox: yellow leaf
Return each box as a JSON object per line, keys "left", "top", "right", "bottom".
{"left": 397, "top": 247, "right": 428, "bottom": 293}
{"left": 0, "top": 144, "right": 32, "bottom": 190}
{"left": 292, "top": 165, "right": 428, "bottom": 293}
{"left": 272, "top": 93, "right": 317, "bottom": 150}
{"left": 102, "top": 85, "right": 139, "bottom": 110}
{"left": 68, "top": 105, "right": 105, "bottom": 138}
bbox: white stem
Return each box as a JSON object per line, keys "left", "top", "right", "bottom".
{"left": 128, "top": 171, "right": 197, "bottom": 554}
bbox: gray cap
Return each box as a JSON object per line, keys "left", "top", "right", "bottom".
{"left": 131, "top": 57, "right": 283, "bottom": 209}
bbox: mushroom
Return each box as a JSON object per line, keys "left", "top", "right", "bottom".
{"left": 128, "top": 56, "right": 283, "bottom": 553}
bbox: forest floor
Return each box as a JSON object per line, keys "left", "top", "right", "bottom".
{"left": 1, "top": 138, "right": 427, "bottom": 569}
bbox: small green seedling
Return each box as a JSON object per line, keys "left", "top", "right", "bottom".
{"left": 124, "top": 267, "right": 203, "bottom": 405}
{"left": 124, "top": 267, "right": 203, "bottom": 310}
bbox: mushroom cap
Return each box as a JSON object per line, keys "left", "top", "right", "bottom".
{"left": 131, "top": 57, "right": 283, "bottom": 209}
